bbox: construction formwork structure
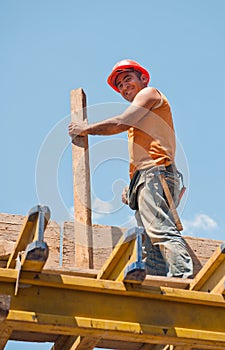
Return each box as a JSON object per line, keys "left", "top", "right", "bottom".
{"left": 0, "top": 89, "right": 224, "bottom": 350}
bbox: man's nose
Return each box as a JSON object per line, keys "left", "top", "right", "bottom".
{"left": 122, "top": 82, "right": 129, "bottom": 91}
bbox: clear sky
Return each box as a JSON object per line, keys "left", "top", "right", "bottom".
{"left": 1, "top": 1, "right": 225, "bottom": 349}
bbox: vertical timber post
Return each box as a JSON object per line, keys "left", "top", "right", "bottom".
{"left": 70, "top": 88, "right": 93, "bottom": 269}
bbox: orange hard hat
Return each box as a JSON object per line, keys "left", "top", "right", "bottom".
{"left": 107, "top": 59, "right": 150, "bottom": 92}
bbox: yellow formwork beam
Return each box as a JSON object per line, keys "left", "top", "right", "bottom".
{"left": 3, "top": 311, "right": 225, "bottom": 349}
{"left": 212, "top": 277, "right": 225, "bottom": 295}
{"left": 0, "top": 268, "right": 225, "bottom": 348}
{"left": 190, "top": 242, "right": 225, "bottom": 292}
{"left": 97, "top": 227, "right": 145, "bottom": 283}
{"left": 97, "top": 233, "right": 136, "bottom": 280}
{"left": 7, "top": 205, "right": 50, "bottom": 271}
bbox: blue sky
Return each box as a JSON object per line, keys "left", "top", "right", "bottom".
{"left": 1, "top": 1, "right": 225, "bottom": 349}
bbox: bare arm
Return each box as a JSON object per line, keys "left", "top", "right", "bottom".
{"left": 68, "top": 87, "right": 161, "bottom": 137}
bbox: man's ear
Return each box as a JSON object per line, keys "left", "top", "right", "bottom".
{"left": 141, "top": 74, "right": 148, "bottom": 84}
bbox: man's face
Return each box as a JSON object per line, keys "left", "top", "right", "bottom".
{"left": 115, "top": 71, "right": 146, "bottom": 102}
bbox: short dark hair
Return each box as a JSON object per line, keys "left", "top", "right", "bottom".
{"left": 115, "top": 69, "right": 143, "bottom": 87}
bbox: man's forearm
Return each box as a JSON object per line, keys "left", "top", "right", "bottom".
{"left": 86, "top": 118, "right": 129, "bottom": 135}
{"left": 69, "top": 103, "right": 149, "bottom": 137}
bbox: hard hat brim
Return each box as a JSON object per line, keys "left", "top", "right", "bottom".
{"left": 107, "top": 64, "right": 150, "bottom": 92}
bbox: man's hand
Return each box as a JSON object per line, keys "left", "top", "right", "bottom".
{"left": 68, "top": 121, "right": 88, "bottom": 137}
{"left": 122, "top": 186, "right": 129, "bottom": 205}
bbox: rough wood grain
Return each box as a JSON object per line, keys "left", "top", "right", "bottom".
{"left": 70, "top": 88, "right": 93, "bottom": 268}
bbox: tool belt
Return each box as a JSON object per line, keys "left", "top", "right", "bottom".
{"left": 128, "top": 165, "right": 186, "bottom": 230}
{"left": 128, "top": 169, "right": 142, "bottom": 210}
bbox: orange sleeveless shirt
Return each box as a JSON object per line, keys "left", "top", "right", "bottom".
{"left": 128, "top": 91, "right": 176, "bottom": 179}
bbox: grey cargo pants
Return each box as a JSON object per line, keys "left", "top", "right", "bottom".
{"left": 132, "top": 166, "right": 193, "bottom": 278}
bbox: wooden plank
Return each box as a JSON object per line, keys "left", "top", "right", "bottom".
{"left": 70, "top": 88, "right": 93, "bottom": 269}
{"left": 55, "top": 89, "right": 95, "bottom": 350}
{"left": 190, "top": 242, "right": 225, "bottom": 292}
{"left": 6, "top": 206, "right": 50, "bottom": 269}
{"left": 139, "top": 344, "right": 158, "bottom": 349}
{"left": 143, "top": 275, "right": 191, "bottom": 289}
{"left": 52, "top": 335, "right": 99, "bottom": 350}
{"left": 69, "top": 336, "right": 99, "bottom": 349}
{"left": 0, "top": 213, "right": 60, "bottom": 270}
{"left": 0, "top": 323, "right": 12, "bottom": 350}
{"left": 43, "top": 267, "right": 98, "bottom": 278}
{"left": 5, "top": 311, "right": 225, "bottom": 349}
{"left": 51, "top": 335, "right": 77, "bottom": 350}
{"left": 6, "top": 212, "right": 39, "bottom": 269}
{"left": 141, "top": 345, "right": 194, "bottom": 350}
{"left": 97, "top": 227, "right": 145, "bottom": 282}
{"left": 0, "top": 295, "right": 11, "bottom": 321}
{"left": 97, "top": 234, "right": 135, "bottom": 280}
{"left": 211, "top": 277, "right": 225, "bottom": 295}
{"left": 97, "top": 339, "right": 151, "bottom": 349}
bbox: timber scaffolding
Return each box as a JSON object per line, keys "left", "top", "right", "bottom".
{"left": 0, "top": 89, "right": 225, "bottom": 350}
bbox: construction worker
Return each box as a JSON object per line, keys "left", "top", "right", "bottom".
{"left": 68, "top": 59, "right": 193, "bottom": 278}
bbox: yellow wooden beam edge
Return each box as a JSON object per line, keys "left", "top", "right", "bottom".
{"left": 97, "top": 227, "right": 143, "bottom": 282}
{"left": 6, "top": 213, "right": 39, "bottom": 269}
{"left": 143, "top": 275, "right": 191, "bottom": 289}
{"left": 108, "top": 239, "right": 137, "bottom": 281}
{"left": 0, "top": 268, "right": 225, "bottom": 307}
{"left": 43, "top": 267, "right": 98, "bottom": 278}
{"left": 0, "top": 268, "right": 18, "bottom": 282}
{"left": 6, "top": 206, "right": 50, "bottom": 270}
{"left": 97, "top": 235, "right": 130, "bottom": 280}
{"left": 175, "top": 327, "right": 225, "bottom": 343}
{"left": 211, "top": 276, "right": 225, "bottom": 295}
{"left": 5, "top": 312, "right": 225, "bottom": 349}
{"left": 190, "top": 242, "right": 225, "bottom": 291}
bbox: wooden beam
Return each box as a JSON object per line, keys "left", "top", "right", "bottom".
{"left": 190, "top": 242, "right": 225, "bottom": 292}
{"left": 211, "top": 277, "right": 225, "bottom": 295}
{"left": 1, "top": 269, "right": 225, "bottom": 348}
{"left": 68, "top": 336, "right": 99, "bottom": 349}
{"left": 0, "top": 295, "right": 11, "bottom": 321}
{"left": 70, "top": 88, "right": 93, "bottom": 269}
{"left": 0, "top": 268, "right": 222, "bottom": 304}
{"left": 57, "top": 89, "right": 95, "bottom": 350}
{"left": 97, "top": 227, "right": 146, "bottom": 283}
{"left": 52, "top": 335, "right": 99, "bottom": 350}
{"left": 4, "top": 312, "right": 225, "bottom": 349}
{"left": 0, "top": 324, "right": 12, "bottom": 350}
{"left": 139, "top": 344, "right": 158, "bottom": 349}
{"left": 7, "top": 205, "right": 50, "bottom": 269}
{"left": 51, "top": 335, "right": 77, "bottom": 350}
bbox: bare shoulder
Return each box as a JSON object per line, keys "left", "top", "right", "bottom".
{"left": 133, "top": 87, "right": 162, "bottom": 109}
{"left": 138, "top": 86, "right": 161, "bottom": 98}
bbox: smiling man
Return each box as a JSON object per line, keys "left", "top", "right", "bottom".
{"left": 68, "top": 59, "right": 193, "bottom": 278}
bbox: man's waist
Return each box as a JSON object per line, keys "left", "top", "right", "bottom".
{"left": 136, "top": 163, "right": 177, "bottom": 177}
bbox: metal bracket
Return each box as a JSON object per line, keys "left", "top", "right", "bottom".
{"left": 124, "top": 227, "right": 146, "bottom": 283}
{"left": 8, "top": 205, "right": 50, "bottom": 295}
{"left": 15, "top": 252, "right": 23, "bottom": 296}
